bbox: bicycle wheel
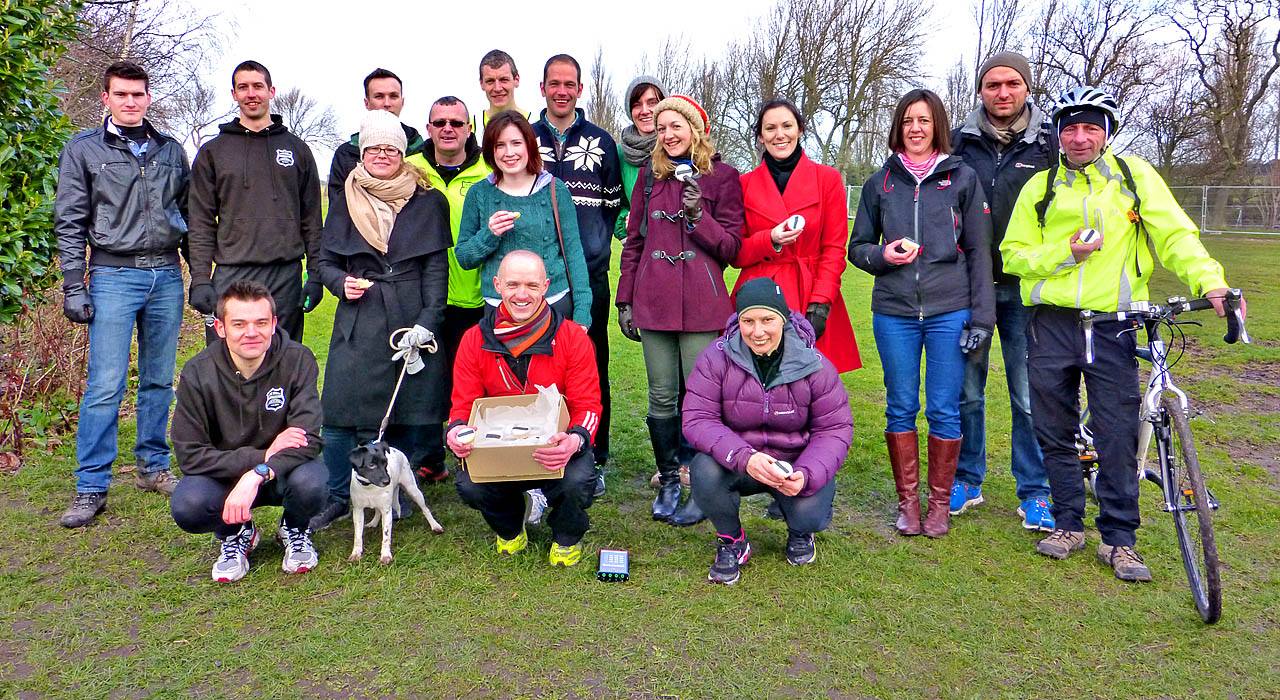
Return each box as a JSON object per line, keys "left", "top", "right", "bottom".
{"left": 1161, "top": 394, "right": 1222, "bottom": 624}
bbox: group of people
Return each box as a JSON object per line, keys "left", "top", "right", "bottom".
{"left": 53, "top": 47, "right": 1240, "bottom": 587}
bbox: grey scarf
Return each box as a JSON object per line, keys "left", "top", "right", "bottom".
{"left": 619, "top": 125, "right": 658, "bottom": 167}
{"left": 978, "top": 104, "right": 1031, "bottom": 148}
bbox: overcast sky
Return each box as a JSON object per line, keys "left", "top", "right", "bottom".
{"left": 200, "top": 0, "right": 969, "bottom": 164}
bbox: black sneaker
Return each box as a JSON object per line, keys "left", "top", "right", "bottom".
{"left": 785, "top": 530, "right": 817, "bottom": 566}
{"left": 708, "top": 534, "right": 751, "bottom": 585}
{"left": 59, "top": 491, "right": 107, "bottom": 528}
{"left": 592, "top": 468, "right": 606, "bottom": 498}
{"left": 308, "top": 500, "right": 350, "bottom": 532}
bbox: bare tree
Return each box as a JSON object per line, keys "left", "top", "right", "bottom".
{"left": 972, "top": 0, "right": 1024, "bottom": 79}
{"left": 584, "top": 45, "right": 622, "bottom": 137}
{"left": 1132, "top": 55, "right": 1208, "bottom": 178}
{"left": 161, "top": 75, "right": 235, "bottom": 150}
{"left": 1173, "top": 0, "right": 1280, "bottom": 185}
{"left": 272, "top": 87, "right": 342, "bottom": 150}
{"left": 942, "top": 60, "right": 976, "bottom": 126}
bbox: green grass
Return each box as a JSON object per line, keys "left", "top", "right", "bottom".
{"left": 2, "top": 237, "right": 1277, "bottom": 698}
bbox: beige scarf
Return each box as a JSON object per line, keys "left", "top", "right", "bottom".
{"left": 978, "top": 104, "right": 1031, "bottom": 148}
{"left": 344, "top": 164, "right": 419, "bottom": 254}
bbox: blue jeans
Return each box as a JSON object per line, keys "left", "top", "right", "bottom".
{"left": 872, "top": 309, "right": 968, "bottom": 439}
{"left": 957, "top": 283, "right": 1049, "bottom": 499}
{"left": 76, "top": 265, "right": 184, "bottom": 493}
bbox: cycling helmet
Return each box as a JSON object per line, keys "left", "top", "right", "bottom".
{"left": 1050, "top": 86, "right": 1121, "bottom": 136}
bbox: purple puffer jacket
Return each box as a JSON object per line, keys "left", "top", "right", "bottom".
{"left": 682, "top": 311, "right": 853, "bottom": 497}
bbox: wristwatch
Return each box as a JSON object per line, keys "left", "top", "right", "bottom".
{"left": 253, "top": 464, "right": 273, "bottom": 482}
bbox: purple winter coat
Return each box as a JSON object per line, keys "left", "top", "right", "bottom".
{"left": 682, "top": 311, "right": 853, "bottom": 497}
{"left": 615, "top": 157, "right": 744, "bottom": 332}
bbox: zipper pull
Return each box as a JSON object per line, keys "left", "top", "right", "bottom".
{"left": 913, "top": 184, "right": 920, "bottom": 202}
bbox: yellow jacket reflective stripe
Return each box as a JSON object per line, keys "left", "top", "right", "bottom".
{"left": 1001, "top": 152, "right": 1227, "bottom": 311}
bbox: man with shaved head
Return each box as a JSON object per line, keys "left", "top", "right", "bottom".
{"left": 445, "top": 250, "right": 602, "bottom": 567}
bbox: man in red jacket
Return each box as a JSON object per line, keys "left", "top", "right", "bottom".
{"left": 446, "top": 250, "right": 601, "bottom": 567}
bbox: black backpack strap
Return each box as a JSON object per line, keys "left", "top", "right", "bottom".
{"left": 637, "top": 165, "right": 656, "bottom": 238}
{"left": 1034, "top": 160, "right": 1059, "bottom": 228}
{"left": 1114, "top": 155, "right": 1148, "bottom": 276}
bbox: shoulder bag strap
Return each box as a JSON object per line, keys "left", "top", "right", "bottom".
{"left": 638, "top": 165, "right": 656, "bottom": 238}
{"left": 549, "top": 180, "right": 574, "bottom": 297}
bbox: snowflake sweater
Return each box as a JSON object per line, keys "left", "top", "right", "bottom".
{"left": 533, "top": 109, "right": 622, "bottom": 275}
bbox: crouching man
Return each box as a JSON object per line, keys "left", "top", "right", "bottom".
{"left": 446, "top": 250, "right": 601, "bottom": 567}
{"left": 169, "top": 280, "right": 326, "bottom": 582}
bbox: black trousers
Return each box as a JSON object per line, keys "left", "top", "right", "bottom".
{"left": 1028, "top": 306, "right": 1142, "bottom": 546}
{"left": 587, "top": 269, "right": 611, "bottom": 466}
{"left": 689, "top": 452, "right": 836, "bottom": 537}
{"left": 454, "top": 450, "right": 597, "bottom": 546}
{"left": 170, "top": 458, "right": 327, "bottom": 538}
{"left": 205, "top": 261, "right": 304, "bottom": 344}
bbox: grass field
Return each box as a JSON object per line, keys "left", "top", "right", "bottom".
{"left": 1, "top": 237, "right": 1277, "bottom": 698}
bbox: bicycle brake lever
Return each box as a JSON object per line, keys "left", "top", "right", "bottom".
{"left": 1224, "top": 289, "right": 1250, "bottom": 345}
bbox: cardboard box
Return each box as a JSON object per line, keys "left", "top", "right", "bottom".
{"left": 464, "top": 394, "right": 570, "bottom": 483}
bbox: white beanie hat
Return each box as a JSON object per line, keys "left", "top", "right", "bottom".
{"left": 358, "top": 109, "right": 407, "bottom": 154}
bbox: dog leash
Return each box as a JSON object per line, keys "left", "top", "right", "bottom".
{"left": 375, "top": 327, "right": 439, "bottom": 443}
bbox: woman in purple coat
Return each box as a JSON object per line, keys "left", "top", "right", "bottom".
{"left": 683, "top": 278, "right": 853, "bottom": 585}
{"left": 616, "top": 95, "right": 744, "bottom": 525}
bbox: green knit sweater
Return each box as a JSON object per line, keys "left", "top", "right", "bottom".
{"left": 456, "top": 175, "right": 593, "bottom": 327}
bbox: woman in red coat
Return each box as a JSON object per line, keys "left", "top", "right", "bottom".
{"left": 735, "top": 99, "right": 861, "bottom": 373}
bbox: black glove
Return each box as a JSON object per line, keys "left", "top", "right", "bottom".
{"left": 302, "top": 278, "right": 325, "bottom": 313}
{"left": 61, "top": 268, "right": 93, "bottom": 324}
{"left": 617, "top": 304, "right": 641, "bottom": 342}
{"left": 189, "top": 282, "right": 217, "bottom": 315}
{"left": 805, "top": 302, "right": 830, "bottom": 339}
{"left": 959, "top": 324, "right": 992, "bottom": 355}
{"left": 681, "top": 178, "right": 702, "bottom": 223}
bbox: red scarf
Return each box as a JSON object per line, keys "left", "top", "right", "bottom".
{"left": 898, "top": 151, "right": 940, "bottom": 182}
{"left": 493, "top": 300, "right": 552, "bottom": 357}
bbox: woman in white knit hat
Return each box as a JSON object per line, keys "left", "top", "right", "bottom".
{"left": 310, "top": 109, "right": 453, "bottom": 530}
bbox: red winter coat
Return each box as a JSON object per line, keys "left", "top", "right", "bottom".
{"left": 735, "top": 154, "right": 861, "bottom": 372}
{"left": 449, "top": 312, "right": 602, "bottom": 444}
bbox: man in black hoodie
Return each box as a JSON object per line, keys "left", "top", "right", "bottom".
{"left": 170, "top": 280, "right": 326, "bottom": 583}
{"left": 187, "top": 60, "right": 324, "bottom": 344}
{"left": 326, "top": 67, "right": 426, "bottom": 210}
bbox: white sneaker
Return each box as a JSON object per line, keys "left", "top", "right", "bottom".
{"left": 212, "top": 522, "right": 259, "bottom": 583}
{"left": 277, "top": 523, "right": 318, "bottom": 574}
{"left": 526, "top": 489, "right": 548, "bottom": 526}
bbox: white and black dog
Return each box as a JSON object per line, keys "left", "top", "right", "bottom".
{"left": 348, "top": 442, "right": 443, "bottom": 564}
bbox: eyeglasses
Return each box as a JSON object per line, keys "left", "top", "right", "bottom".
{"left": 430, "top": 119, "right": 467, "bottom": 129}
{"left": 364, "top": 146, "right": 402, "bottom": 157}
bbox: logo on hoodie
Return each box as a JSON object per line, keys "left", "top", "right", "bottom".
{"left": 275, "top": 149, "right": 295, "bottom": 167}
{"left": 265, "top": 387, "right": 286, "bottom": 412}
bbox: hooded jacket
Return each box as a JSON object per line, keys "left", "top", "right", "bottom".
{"left": 847, "top": 154, "right": 996, "bottom": 330}
{"left": 951, "top": 103, "right": 1057, "bottom": 285}
{"left": 54, "top": 117, "right": 190, "bottom": 272}
{"left": 448, "top": 306, "right": 602, "bottom": 449}
{"left": 171, "top": 329, "right": 323, "bottom": 481}
{"left": 532, "top": 109, "right": 623, "bottom": 275}
{"left": 406, "top": 135, "right": 491, "bottom": 308}
{"left": 187, "top": 115, "right": 323, "bottom": 284}
{"left": 682, "top": 312, "right": 852, "bottom": 497}
{"left": 327, "top": 122, "right": 426, "bottom": 210}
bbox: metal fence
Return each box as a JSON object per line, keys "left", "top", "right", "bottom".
{"left": 846, "top": 184, "right": 1280, "bottom": 236}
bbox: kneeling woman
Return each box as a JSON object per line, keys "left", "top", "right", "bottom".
{"left": 312, "top": 110, "right": 452, "bottom": 528}
{"left": 683, "top": 278, "right": 852, "bottom": 585}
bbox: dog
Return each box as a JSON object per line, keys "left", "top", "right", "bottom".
{"left": 348, "top": 441, "right": 443, "bottom": 564}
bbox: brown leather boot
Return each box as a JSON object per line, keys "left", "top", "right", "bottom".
{"left": 885, "top": 431, "right": 921, "bottom": 536}
{"left": 923, "top": 435, "right": 962, "bottom": 538}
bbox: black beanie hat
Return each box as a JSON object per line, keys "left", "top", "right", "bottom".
{"left": 736, "top": 277, "right": 789, "bottom": 320}
{"left": 1057, "top": 106, "right": 1110, "bottom": 134}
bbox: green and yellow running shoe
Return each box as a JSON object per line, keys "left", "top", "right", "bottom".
{"left": 548, "top": 542, "right": 584, "bottom": 567}
{"left": 495, "top": 528, "right": 528, "bottom": 555}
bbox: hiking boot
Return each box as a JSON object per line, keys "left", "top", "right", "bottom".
{"left": 549, "top": 542, "right": 584, "bottom": 567}
{"left": 526, "top": 489, "right": 548, "bottom": 526}
{"left": 949, "top": 481, "right": 984, "bottom": 515}
{"left": 1018, "top": 497, "right": 1056, "bottom": 532}
{"left": 1036, "top": 529, "right": 1086, "bottom": 559}
{"left": 1097, "top": 543, "right": 1153, "bottom": 582}
{"left": 308, "top": 500, "right": 350, "bottom": 532}
{"left": 212, "top": 522, "right": 260, "bottom": 583}
{"left": 59, "top": 491, "right": 107, "bottom": 528}
{"left": 135, "top": 469, "right": 179, "bottom": 496}
{"left": 496, "top": 528, "right": 528, "bottom": 556}
{"left": 708, "top": 533, "right": 751, "bottom": 585}
{"left": 785, "top": 531, "right": 816, "bottom": 566}
{"left": 277, "top": 523, "right": 318, "bottom": 574}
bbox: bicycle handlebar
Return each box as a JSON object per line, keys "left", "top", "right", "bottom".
{"left": 1079, "top": 289, "right": 1250, "bottom": 363}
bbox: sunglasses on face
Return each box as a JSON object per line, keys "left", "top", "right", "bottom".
{"left": 430, "top": 119, "right": 467, "bottom": 128}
